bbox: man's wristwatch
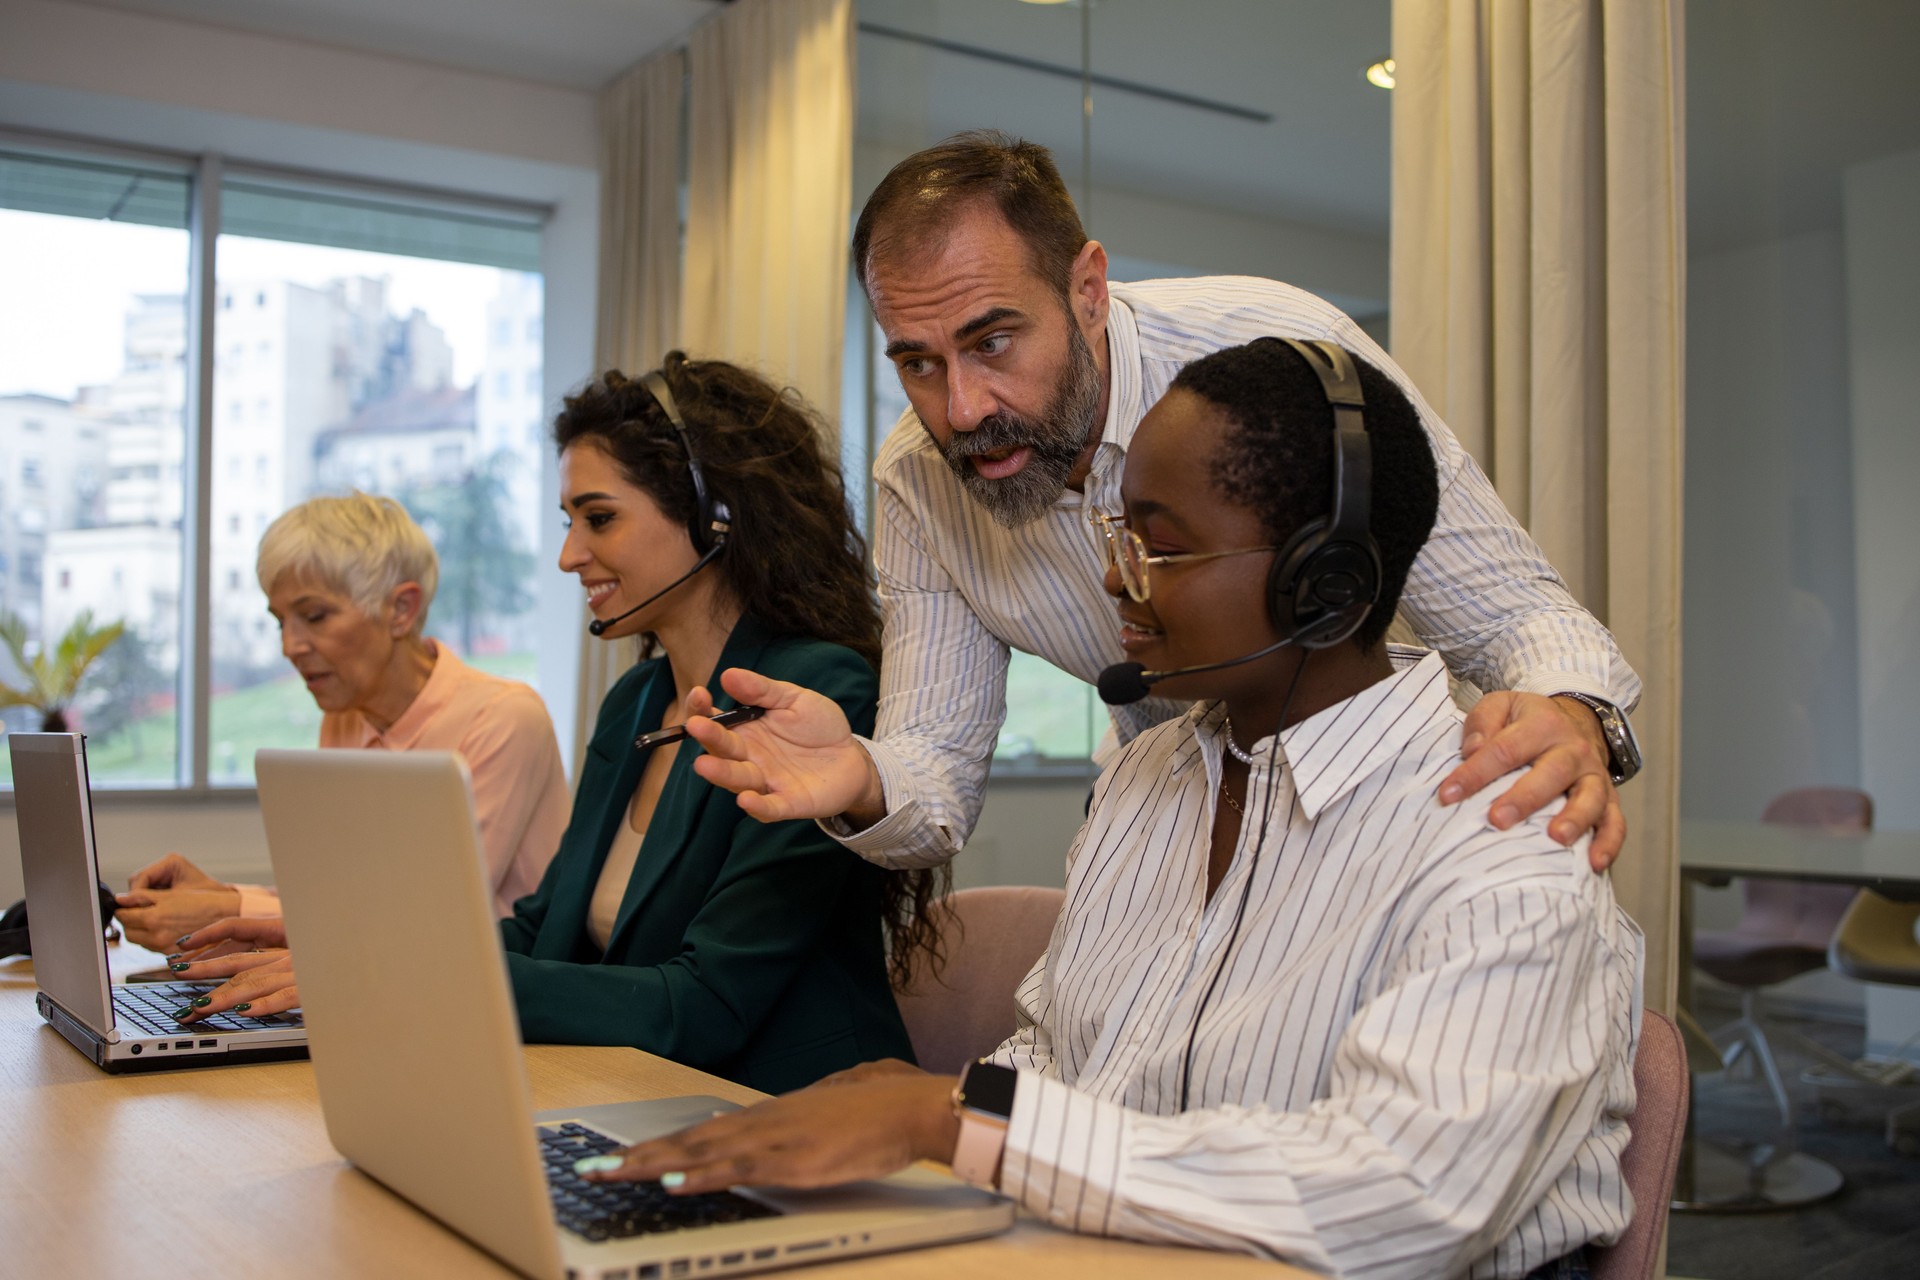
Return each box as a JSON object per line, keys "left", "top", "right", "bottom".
{"left": 949, "top": 1059, "right": 1017, "bottom": 1189}
{"left": 1553, "top": 692, "right": 1643, "bottom": 785}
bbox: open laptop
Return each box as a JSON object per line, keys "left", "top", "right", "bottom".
{"left": 255, "top": 748, "right": 1013, "bottom": 1280}
{"left": 7, "top": 732, "right": 309, "bottom": 1071}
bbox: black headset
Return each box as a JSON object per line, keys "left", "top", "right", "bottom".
{"left": 1264, "top": 337, "right": 1383, "bottom": 649}
{"left": 0, "top": 883, "right": 120, "bottom": 959}
{"left": 641, "top": 369, "right": 732, "bottom": 553}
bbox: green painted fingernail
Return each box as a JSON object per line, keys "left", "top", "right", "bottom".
{"left": 233, "top": 1003, "right": 252, "bottom": 1012}
{"left": 176, "top": 935, "right": 194, "bottom": 947}
{"left": 169, "top": 962, "right": 190, "bottom": 972}
{"left": 172, "top": 1006, "right": 194, "bottom": 1020}
{"left": 574, "top": 1155, "right": 624, "bottom": 1175}
{"left": 191, "top": 995, "right": 212, "bottom": 1008}
{"left": 166, "top": 952, "right": 184, "bottom": 961}
{"left": 659, "top": 1171, "right": 686, "bottom": 1189}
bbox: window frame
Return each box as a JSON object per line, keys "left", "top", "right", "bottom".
{"left": 0, "top": 126, "right": 554, "bottom": 800}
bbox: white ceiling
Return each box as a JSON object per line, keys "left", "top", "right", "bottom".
{"left": 81, "top": 0, "right": 1396, "bottom": 238}
{"left": 78, "top": 0, "right": 723, "bottom": 89}
{"left": 72, "top": 0, "right": 1920, "bottom": 253}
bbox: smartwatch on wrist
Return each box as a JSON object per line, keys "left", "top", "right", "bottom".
{"left": 1554, "top": 692, "right": 1643, "bottom": 785}
{"left": 949, "top": 1059, "right": 1017, "bottom": 1189}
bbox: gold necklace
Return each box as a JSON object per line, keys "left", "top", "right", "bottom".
{"left": 1219, "top": 781, "right": 1244, "bottom": 817}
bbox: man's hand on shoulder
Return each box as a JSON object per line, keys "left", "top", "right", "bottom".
{"left": 1437, "top": 690, "right": 1626, "bottom": 872}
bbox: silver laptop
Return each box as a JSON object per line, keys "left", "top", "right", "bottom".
{"left": 255, "top": 748, "right": 1013, "bottom": 1280}
{"left": 8, "top": 732, "right": 309, "bottom": 1071}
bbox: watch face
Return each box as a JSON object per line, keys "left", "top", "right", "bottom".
{"left": 962, "top": 1061, "right": 1018, "bottom": 1118}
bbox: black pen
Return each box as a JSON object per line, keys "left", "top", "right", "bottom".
{"left": 634, "top": 704, "right": 768, "bottom": 751}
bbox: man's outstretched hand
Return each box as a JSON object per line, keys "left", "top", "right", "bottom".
{"left": 683, "top": 667, "right": 888, "bottom": 829}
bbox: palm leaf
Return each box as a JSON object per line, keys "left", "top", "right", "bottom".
{"left": 0, "top": 608, "right": 125, "bottom": 713}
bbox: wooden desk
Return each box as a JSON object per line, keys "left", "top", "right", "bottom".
{"left": 1, "top": 944, "right": 1303, "bottom": 1278}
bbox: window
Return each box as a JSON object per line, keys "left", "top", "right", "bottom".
{"left": 1, "top": 142, "right": 547, "bottom": 792}
{"left": 0, "top": 148, "right": 190, "bottom": 786}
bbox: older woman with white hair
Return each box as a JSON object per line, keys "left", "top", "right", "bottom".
{"left": 114, "top": 493, "right": 569, "bottom": 951}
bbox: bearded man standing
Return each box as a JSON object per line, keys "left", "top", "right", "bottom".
{"left": 685, "top": 131, "right": 1644, "bottom": 877}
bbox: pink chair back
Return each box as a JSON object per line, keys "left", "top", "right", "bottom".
{"left": 895, "top": 885, "right": 1065, "bottom": 1075}
{"left": 1591, "top": 1009, "right": 1689, "bottom": 1280}
{"left": 1735, "top": 786, "right": 1874, "bottom": 950}
{"left": 1762, "top": 786, "right": 1873, "bottom": 831}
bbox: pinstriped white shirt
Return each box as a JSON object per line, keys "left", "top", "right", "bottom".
{"left": 988, "top": 652, "right": 1643, "bottom": 1279}
{"left": 834, "top": 277, "right": 1641, "bottom": 871}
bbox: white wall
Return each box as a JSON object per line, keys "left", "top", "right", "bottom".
{"left": 1844, "top": 144, "right": 1920, "bottom": 1055}
{"left": 0, "top": 0, "right": 601, "bottom": 905}
{"left": 1682, "top": 229, "right": 1862, "bottom": 823}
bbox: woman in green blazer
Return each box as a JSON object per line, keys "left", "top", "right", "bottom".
{"left": 502, "top": 355, "right": 937, "bottom": 1095}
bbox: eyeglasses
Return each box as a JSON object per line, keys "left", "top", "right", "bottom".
{"left": 1087, "top": 508, "right": 1278, "bottom": 603}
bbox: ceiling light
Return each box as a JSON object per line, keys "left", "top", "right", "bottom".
{"left": 1366, "top": 59, "right": 1396, "bottom": 90}
{"left": 1019, "top": 0, "right": 1075, "bottom": 5}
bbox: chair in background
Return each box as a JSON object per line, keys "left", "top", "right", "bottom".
{"left": 1691, "top": 787, "right": 1871, "bottom": 1128}
{"left": 1823, "top": 890, "right": 1920, "bottom": 1155}
{"left": 894, "top": 885, "right": 1064, "bottom": 1076}
{"left": 1593, "top": 1009, "right": 1688, "bottom": 1280}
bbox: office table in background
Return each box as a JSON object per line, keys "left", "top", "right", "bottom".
{"left": 0, "top": 941, "right": 1306, "bottom": 1279}
{"left": 1676, "top": 820, "right": 1920, "bottom": 1211}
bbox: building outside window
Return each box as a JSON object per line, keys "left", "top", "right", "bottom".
{"left": 0, "top": 145, "right": 548, "bottom": 791}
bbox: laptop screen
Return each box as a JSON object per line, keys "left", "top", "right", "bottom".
{"left": 9, "top": 734, "right": 117, "bottom": 1036}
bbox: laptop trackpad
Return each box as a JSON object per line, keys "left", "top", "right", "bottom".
{"left": 534, "top": 1095, "right": 743, "bottom": 1145}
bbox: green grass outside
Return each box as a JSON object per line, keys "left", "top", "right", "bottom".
{"left": 0, "top": 651, "right": 540, "bottom": 788}
{"left": 998, "top": 649, "right": 1101, "bottom": 762}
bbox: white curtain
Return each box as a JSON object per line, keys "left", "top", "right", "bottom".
{"left": 1390, "top": 0, "right": 1686, "bottom": 1011}
{"left": 575, "top": 46, "right": 686, "bottom": 767}
{"left": 682, "top": 0, "right": 855, "bottom": 447}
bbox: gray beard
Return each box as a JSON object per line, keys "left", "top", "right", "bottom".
{"left": 939, "top": 327, "right": 1102, "bottom": 529}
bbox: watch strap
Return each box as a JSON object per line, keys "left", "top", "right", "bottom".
{"left": 950, "top": 1060, "right": 1017, "bottom": 1189}
{"left": 1553, "top": 691, "right": 1641, "bottom": 784}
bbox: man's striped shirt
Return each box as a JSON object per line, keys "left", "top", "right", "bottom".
{"left": 836, "top": 277, "right": 1641, "bottom": 871}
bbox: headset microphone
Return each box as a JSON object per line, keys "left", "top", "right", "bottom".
{"left": 1097, "top": 631, "right": 1309, "bottom": 706}
{"left": 586, "top": 539, "right": 726, "bottom": 637}
{"left": 586, "top": 365, "right": 733, "bottom": 639}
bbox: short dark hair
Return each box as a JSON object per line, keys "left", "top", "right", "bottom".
{"left": 852, "top": 130, "right": 1087, "bottom": 302}
{"left": 1169, "top": 338, "right": 1439, "bottom": 650}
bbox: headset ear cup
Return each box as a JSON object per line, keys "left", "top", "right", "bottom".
{"left": 1269, "top": 522, "right": 1384, "bottom": 651}
{"left": 1268, "top": 517, "right": 1326, "bottom": 635}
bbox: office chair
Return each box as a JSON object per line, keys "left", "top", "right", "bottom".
{"left": 1819, "top": 890, "right": 1920, "bottom": 1156}
{"left": 1592, "top": 1010, "right": 1688, "bottom": 1280}
{"left": 1691, "top": 787, "right": 1870, "bottom": 1128}
{"left": 893, "top": 885, "right": 1064, "bottom": 1075}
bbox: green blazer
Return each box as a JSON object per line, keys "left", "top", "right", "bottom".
{"left": 500, "top": 615, "right": 911, "bottom": 1094}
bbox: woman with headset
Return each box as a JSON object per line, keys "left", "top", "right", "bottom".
{"left": 576, "top": 339, "right": 1640, "bottom": 1280}
{"left": 176, "top": 354, "right": 939, "bottom": 1094}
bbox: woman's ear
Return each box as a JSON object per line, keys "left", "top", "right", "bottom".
{"left": 386, "top": 582, "right": 425, "bottom": 638}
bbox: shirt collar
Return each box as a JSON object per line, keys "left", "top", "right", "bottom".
{"left": 1082, "top": 294, "right": 1142, "bottom": 493}
{"left": 360, "top": 639, "right": 460, "bottom": 749}
{"left": 1188, "top": 650, "right": 1454, "bottom": 821}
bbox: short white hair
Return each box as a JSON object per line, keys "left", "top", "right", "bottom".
{"left": 255, "top": 493, "right": 439, "bottom": 632}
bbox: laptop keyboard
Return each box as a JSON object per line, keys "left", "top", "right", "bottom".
{"left": 112, "top": 981, "right": 305, "bottom": 1036}
{"left": 539, "top": 1123, "right": 783, "bottom": 1242}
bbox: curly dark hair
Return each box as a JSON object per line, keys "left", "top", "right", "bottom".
{"left": 1170, "top": 338, "right": 1439, "bottom": 651}
{"left": 853, "top": 129, "right": 1088, "bottom": 304}
{"left": 552, "top": 352, "right": 947, "bottom": 985}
